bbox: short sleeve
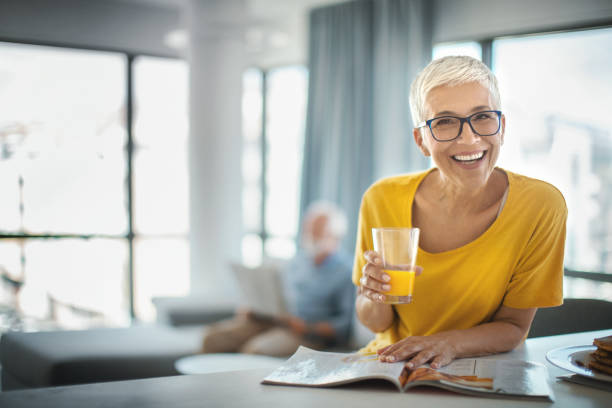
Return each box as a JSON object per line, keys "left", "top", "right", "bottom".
{"left": 352, "top": 193, "right": 371, "bottom": 288}
{"left": 503, "top": 191, "right": 567, "bottom": 309}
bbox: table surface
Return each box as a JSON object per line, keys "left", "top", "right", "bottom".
{"left": 1, "top": 329, "right": 611, "bottom": 408}
{"left": 175, "top": 353, "right": 283, "bottom": 375}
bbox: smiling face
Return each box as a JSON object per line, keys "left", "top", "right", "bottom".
{"left": 413, "top": 81, "right": 505, "bottom": 191}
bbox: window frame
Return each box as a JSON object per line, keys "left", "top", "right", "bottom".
{"left": 0, "top": 38, "right": 187, "bottom": 321}
{"left": 242, "top": 66, "right": 307, "bottom": 263}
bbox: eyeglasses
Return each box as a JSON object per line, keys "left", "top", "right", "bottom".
{"left": 416, "top": 110, "right": 502, "bottom": 142}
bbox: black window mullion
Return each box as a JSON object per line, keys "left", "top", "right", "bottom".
{"left": 0, "top": 234, "right": 127, "bottom": 239}
{"left": 126, "top": 54, "right": 136, "bottom": 321}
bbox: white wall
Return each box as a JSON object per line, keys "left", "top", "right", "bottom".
{"left": 433, "top": 0, "right": 612, "bottom": 43}
{"left": 186, "top": 0, "right": 246, "bottom": 299}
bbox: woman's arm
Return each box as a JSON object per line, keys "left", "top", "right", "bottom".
{"left": 356, "top": 292, "right": 395, "bottom": 333}
{"left": 377, "top": 305, "right": 536, "bottom": 368}
{"left": 355, "top": 251, "right": 395, "bottom": 332}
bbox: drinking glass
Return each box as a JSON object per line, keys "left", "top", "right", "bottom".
{"left": 372, "top": 227, "right": 420, "bottom": 304}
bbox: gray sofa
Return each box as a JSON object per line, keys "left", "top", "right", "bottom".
{"left": 0, "top": 325, "right": 205, "bottom": 390}
{"left": 0, "top": 298, "right": 235, "bottom": 391}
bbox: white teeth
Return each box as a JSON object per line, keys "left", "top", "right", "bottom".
{"left": 453, "top": 151, "right": 485, "bottom": 161}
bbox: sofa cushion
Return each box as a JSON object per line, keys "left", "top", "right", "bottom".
{"left": 153, "top": 297, "right": 235, "bottom": 327}
{"left": 0, "top": 325, "right": 203, "bottom": 390}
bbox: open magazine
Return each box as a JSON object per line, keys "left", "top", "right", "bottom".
{"left": 262, "top": 346, "right": 554, "bottom": 401}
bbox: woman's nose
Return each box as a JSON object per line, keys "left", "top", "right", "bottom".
{"left": 457, "top": 121, "right": 480, "bottom": 144}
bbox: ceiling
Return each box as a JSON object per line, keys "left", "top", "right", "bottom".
{"left": 121, "top": 0, "right": 348, "bottom": 67}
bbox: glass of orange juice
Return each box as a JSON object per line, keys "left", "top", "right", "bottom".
{"left": 372, "top": 227, "right": 420, "bottom": 304}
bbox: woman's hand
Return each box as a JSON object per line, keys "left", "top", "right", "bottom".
{"left": 359, "top": 250, "right": 423, "bottom": 303}
{"left": 377, "top": 333, "right": 457, "bottom": 369}
{"left": 355, "top": 251, "right": 423, "bottom": 333}
{"left": 376, "top": 305, "right": 536, "bottom": 369}
{"left": 359, "top": 250, "right": 390, "bottom": 302}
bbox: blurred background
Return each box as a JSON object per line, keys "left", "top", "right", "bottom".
{"left": 0, "top": 0, "right": 611, "bottom": 330}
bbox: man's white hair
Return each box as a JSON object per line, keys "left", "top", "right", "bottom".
{"left": 409, "top": 56, "right": 501, "bottom": 125}
{"left": 304, "top": 201, "right": 348, "bottom": 239}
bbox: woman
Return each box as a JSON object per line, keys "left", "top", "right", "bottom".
{"left": 354, "top": 56, "right": 567, "bottom": 369}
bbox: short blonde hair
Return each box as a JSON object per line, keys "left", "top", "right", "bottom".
{"left": 409, "top": 56, "right": 501, "bottom": 125}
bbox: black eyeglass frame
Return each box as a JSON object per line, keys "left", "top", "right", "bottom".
{"left": 416, "top": 110, "right": 503, "bottom": 142}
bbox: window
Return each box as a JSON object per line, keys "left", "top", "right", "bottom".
{"left": 241, "top": 66, "right": 308, "bottom": 266}
{"left": 435, "top": 27, "right": 612, "bottom": 300}
{"left": 0, "top": 43, "right": 190, "bottom": 328}
{"left": 432, "top": 41, "right": 482, "bottom": 60}
{"left": 0, "top": 42, "right": 129, "bottom": 327}
{"left": 492, "top": 28, "right": 612, "bottom": 298}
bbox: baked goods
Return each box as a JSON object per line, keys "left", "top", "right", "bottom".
{"left": 589, "top": 335, "right": 612, "bottom": 375}
{"left": 594, "top": 348, "right": 612, "bottom": 359}
{"left": 593, "top": 335, "right": 612, "bottom": 352}
{"left": 588, "top": 360, "right": 612, "bottom": 375}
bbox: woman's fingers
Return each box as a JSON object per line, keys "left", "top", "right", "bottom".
{"left": 381, "top": 344, "right": 420, "bottom": 362}
{"left": 377, "top": 344, "right": 392, "bottom": 354}
{"left": 377, "top": 339, "right": 405, "bottom": 355}
{"left": 362, "top": 260, "right": 390, "bottom": 284}
{"left": 380, "top": 343, "right": 436, "bottom": 367}
{"left": 360, "top": 251, "right": 391, "bottom": 302}
{"left": 360, "top": 269, "right": 391, "bottom": 292}
{"left": 361, "top": 251, "right": 422, "bottom": 304}
{"left": 430, "top": 352, "right": 453, "bottom": 369}
{"left": 360, "top": 284, "right": 388, "bottom": 303}
{"left": 405, "top": 349, "right": 436, "bottom": 369}
{"left": 360, "top": 271, "right": 388, "bottom": 302}
{"left": 377, "top": 335, "right": 457, "bottom": 368}
{"left": 363, "top": 250, "right": 382, "bottom": 265}
{"left": 378, "top": 339, "right": 416, "bottom": 359}
{"left": 361, "top": 288, "right": 386, "bottom": 303}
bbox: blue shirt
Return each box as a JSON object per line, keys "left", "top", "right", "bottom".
{"left": 282, "top": 250, "right": 355, "bottom": 346}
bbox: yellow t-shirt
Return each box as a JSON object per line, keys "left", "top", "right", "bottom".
{"left": 352, "top": 168, "right": 567, "bottom": 353}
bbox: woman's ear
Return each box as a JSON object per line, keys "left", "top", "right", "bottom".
{"left": 413, "top": 128, "right": 431, "bottom": 157}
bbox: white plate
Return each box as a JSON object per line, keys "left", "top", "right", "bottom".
{"left": 546, "top": 345, "right": 612, "bottom": 383}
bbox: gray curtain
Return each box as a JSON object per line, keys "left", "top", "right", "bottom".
{"left": 300, "top": 0, "right": 432, "bottom": 253}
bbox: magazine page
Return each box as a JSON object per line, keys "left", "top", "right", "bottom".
{"left": 262, "top": 346, "right": 405, "bottom": 389}
{"left": 230, "top": 262, "right": 288, "bottom": 316}
{"left": 402, "top": 359, "right": 553, "bottom": 401}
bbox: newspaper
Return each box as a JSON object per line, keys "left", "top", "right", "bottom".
{"left": 262, "top": 346, "right": 553, "bottom": 401}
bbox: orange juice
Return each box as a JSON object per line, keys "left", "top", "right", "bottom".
{"left": 384, "top": 269, "right": 415, "bottom": 297}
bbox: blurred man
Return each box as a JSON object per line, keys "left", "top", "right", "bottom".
{"left": 202, "top": 201, "right": 355, "bottom": 356}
